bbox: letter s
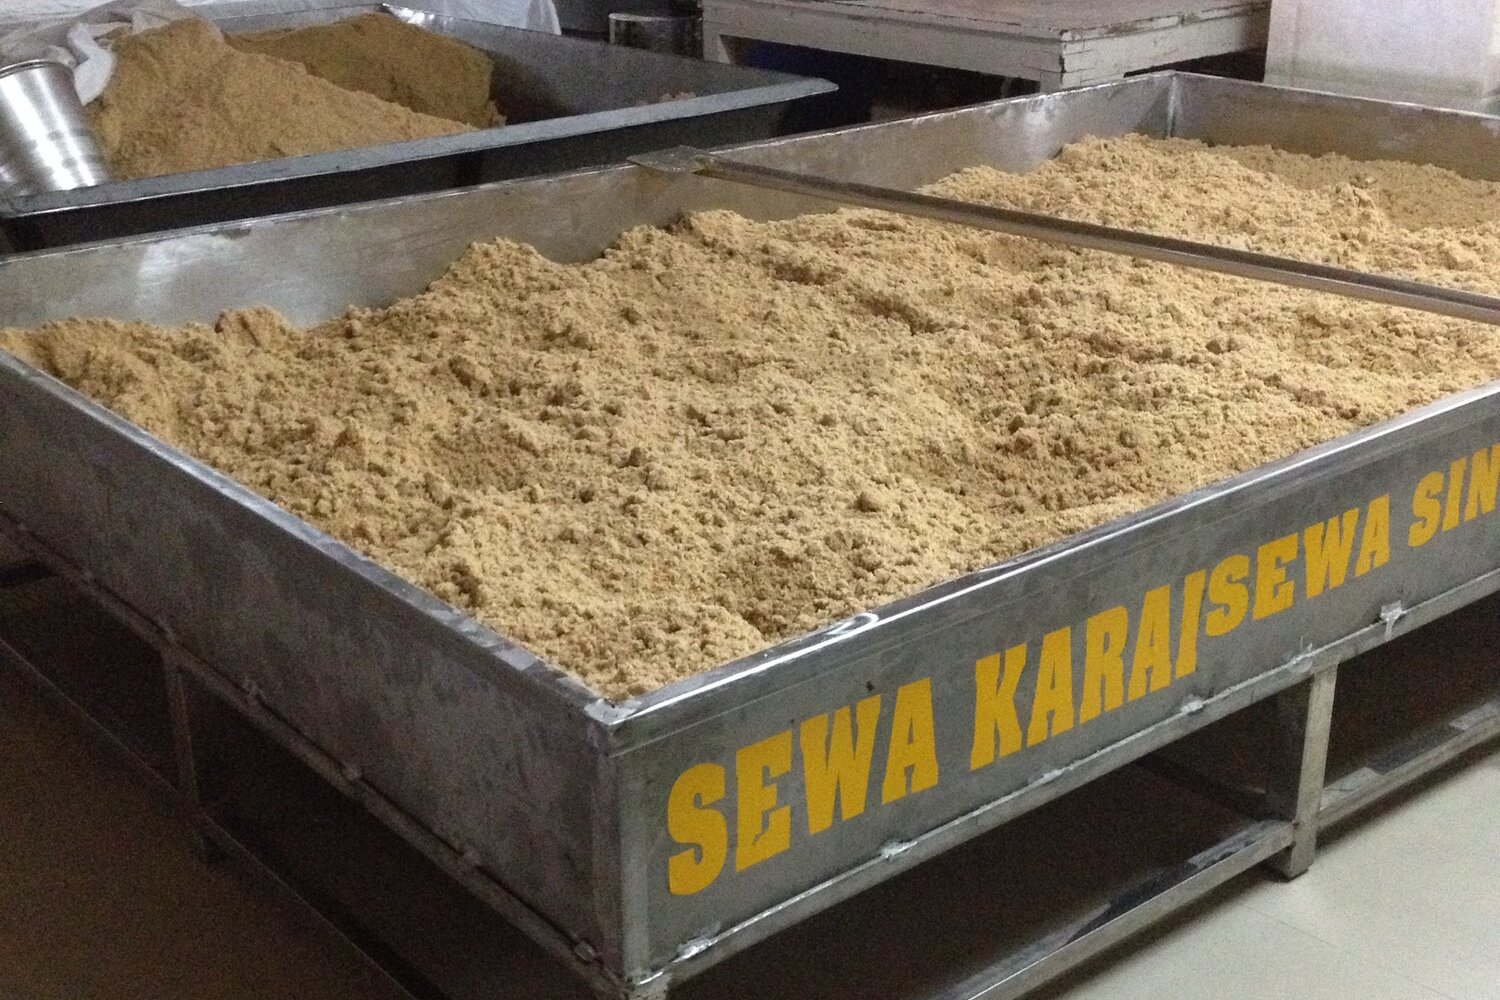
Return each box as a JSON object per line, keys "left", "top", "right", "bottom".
{"left": 667, "top": 763, "right": 727, "bottom": 895}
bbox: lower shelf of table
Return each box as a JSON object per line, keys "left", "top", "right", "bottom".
{"left": 0, "top": 560, "right": 1493, "bottom": 1000}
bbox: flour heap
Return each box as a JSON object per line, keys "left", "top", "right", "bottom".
{"left": 87, "top": 13, "right": 500, "bottom": 180}
{"left": 228, "top": 13, "right": 504, "bottom": 129}
{"left": 5, "top": 136, "right": 1499, "bottom": 699}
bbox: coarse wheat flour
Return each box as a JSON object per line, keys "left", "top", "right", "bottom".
{"left": 5, "top": 135, "right": 1500, "bottom": 699}
{"left": 228, "top": 13, "right": 504, "bottom": 129}
{"left": 87, "top": 17, "right": 475, "bottom": 180}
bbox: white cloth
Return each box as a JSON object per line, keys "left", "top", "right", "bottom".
{"left": 0, "top": 0, "right": 562, "bottom": 104}
{"left": 0, "top": 0, "right": 199, "bottom": 103}
{"left": 0, "top": 0, "right": 561, "bottom": 28}
{"left": 438, "top": 0, "right": 559, "bottom": 33}
{"left": 0, "top": 0, "right": 203, "bottom": 28}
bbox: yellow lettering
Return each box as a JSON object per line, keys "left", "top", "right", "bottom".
{"left": 1464, "top": 443, "right": 1500, "bottom": 522}
{"left": 800, "top": 697, "right": 880, "bottom": 835}
{"left": 1026, "top": 628, "right": 1075, "bottom": 746}
{"left": 668, "top": 763, "right": 727, "bottom": 895}
{"left": 970, "top": 647, "right": 1025, "bottom": 770}
{"left": 1306, "top": 509, "right": 1359, "bottom": 596}
{"left": 1355, "top": 495, "right": 1391, "bottom": 577}
{"left": 1176, "top": 570, "right": 1206, "bottom": 678}
{"left": 1128, "top": 586, "right": 1174, "bottom": 700}
{"left": 1443, "top": 458, "right": 1468, "bottom": 531}
{"left": 1409, "top": 471, "right": 1444, "bottom": 548}
{"left": 1205, "top": 554, "right": 1250, "bottom": 636}
{"left": 735, "top": 732, "right": 792, "bottom": 871}
{"left": 881, "top": 679, "right": 939, "bottom": 804}
{"left": 1253, "top": 533, "right": 1298, "bottom": 620}
{"left": 1081, "top": 607, "right": 1127, "bottom": 723}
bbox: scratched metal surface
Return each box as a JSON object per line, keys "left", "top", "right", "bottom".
{"left": 0, "top": 0, "right": 831, "bottom": 251}
{"left": 2, "top": 73, "right": 1499, "bottom": 989}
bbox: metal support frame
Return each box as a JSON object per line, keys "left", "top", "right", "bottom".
{"left": 3, "top": 522, "right": 1495, "bottom": 1000}
{"left": 926, "top": 820, "right": 1293, "bottom": 1000}
{"left": 3, "top": 72, "right": 1500, "bottom": 1000}
{"left": 161, "top": 649, "right": 214, "bottom": 860}
{"left": 1263, "top": 668, "right": 1338, "bottom": 878}
{"left": 0, "top": 522, "right": 620, "bottom": 1000}
{"left": 1322, "top": 693, "right": 1500, "bottom": 829}
{"left": 0, "top": 603, "right": 421, "bottom": 1000}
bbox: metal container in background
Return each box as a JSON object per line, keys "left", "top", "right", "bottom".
{"left": 560, "top": 0, "right": 664, "bottom": 36}
{"left": 0, "top": 0, "right": 833, "bottom": 252}
{"left": 0, "top": 59, "right": 109, "bottom": 197}
{"left": 609, "top": 10, "right": 702, "bottom": 58}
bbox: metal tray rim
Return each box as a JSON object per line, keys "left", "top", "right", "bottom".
{"left": 7, "top": 69, "right": 1500, "bottom": 730}
{"left": 11, "top": 68, "right": 1500, "bottom": 728}
{"left": 0, "top": 2, "right": 834, "bottom": 220}
{"left": 729, "top": 68, "right": 1500, "bottom": 169}
{"left": 7, "top": 278, "right": 1499, "bottom": 733}
{"left": 9, "top": 69, "right": 1500, "bottom": 985}
{"left": 1, "top": 156, "right": 627, "bottom": 260}
{"left": 1172, "top": 68, "right": 1500, "bottom": 124}
{"left": 2, "top": 72, "right": 1177, "bottom": 262}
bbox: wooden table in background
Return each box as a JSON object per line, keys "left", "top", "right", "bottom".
{"left": 701, "top": 0, "right": 1270, "bottom": 90}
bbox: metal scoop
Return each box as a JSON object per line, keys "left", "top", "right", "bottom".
{"left": 630, "top": 146, "right": 1500, "bottom": 328}
{"left": 0, "top": 58, "right": 110, "bottom": 197}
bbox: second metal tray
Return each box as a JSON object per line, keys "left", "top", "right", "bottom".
{"left": 0, "top": 0, "right": 833, "bottom": 252}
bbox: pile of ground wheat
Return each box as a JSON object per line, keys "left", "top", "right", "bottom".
{"left": 228, "top": 13, "right": 503, "bottom": 128}
{"left": 5, "top": 135, "right": 1499, "bottom": 699}
{"left": 87, "top": 15, "right": 492, "bottom": 180}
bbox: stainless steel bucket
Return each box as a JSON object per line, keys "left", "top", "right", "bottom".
{"left": 0, "top": 59, "right": 110, "bottom": 197}
{"left": 608, "top": 11, "right": 702, "bottom": 58}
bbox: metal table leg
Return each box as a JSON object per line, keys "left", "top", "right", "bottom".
{"left": 1263, "top": 668, "right": 1338, "bottom": 878}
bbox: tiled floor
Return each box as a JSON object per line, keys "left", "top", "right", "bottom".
{"left": 0, "top": 668, "right": 399, "bottom": 1000}
{"left": 3, "top": 659, "right": 1497, "bottom": 1000}
{"left": 1040, "top": 744, "right": 1500, "bottom": 1000}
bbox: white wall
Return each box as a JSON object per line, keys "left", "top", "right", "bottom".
{"left": 1267, "top": 0, "right": 1500, "bottom": 106}
{"left": 1488, "top": 5, "right": 1500, "bottom": 93}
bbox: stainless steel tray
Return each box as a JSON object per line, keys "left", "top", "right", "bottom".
{"left": 0, "top": 0, "right": 833, "bottom": 252}
{"left": 3, "top": 73, "right": 1499, "bottom": 997}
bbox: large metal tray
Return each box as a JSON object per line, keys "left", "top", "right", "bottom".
{"left": 3, "top": 73, "right": 1500, "bottom": 997}
{"left": 0, "top": 0, "right": 833, "bottom": 252}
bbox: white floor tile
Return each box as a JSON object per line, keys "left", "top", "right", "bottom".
{"left": 1042, "top": 899, "right": 1453, "bottom": 1000}
{"left": 1045, "top": 746, "right": 1500, "bottom": 1000}
{"left": 1241, "top": 748, "right": 1500, "bottom": 1000}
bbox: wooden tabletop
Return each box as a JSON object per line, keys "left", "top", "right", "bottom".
{"left": 710, "top": 0, "right": 1269, "bottom": 40}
